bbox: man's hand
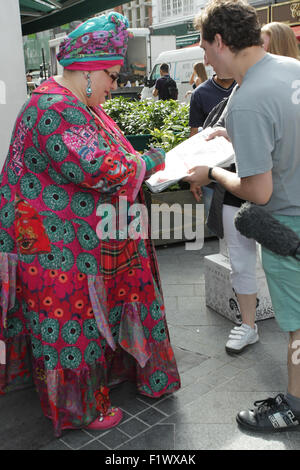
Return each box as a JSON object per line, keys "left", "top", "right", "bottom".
{"left": 206, "top": 127, "right": 230, "bottom": 142}
{"left": 189, "top": 182, "right": 202, "bottom": 202}
{"left": 185, "top": 166, "right": 210, "bottom": 187}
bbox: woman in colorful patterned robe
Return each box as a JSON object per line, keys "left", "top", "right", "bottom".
{"left": 0, "top": 12, "right": 180, "bottom": 437}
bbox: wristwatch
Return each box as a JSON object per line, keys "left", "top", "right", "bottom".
{"left": 208, "top": 167, "right": 216, "bottom": 182}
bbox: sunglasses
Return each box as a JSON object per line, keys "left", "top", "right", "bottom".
{"left": 103, "top": 69, "right": 119, "bottom": 83}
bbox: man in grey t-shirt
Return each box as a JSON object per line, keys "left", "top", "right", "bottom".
{"left": 225, "top": 53, "right": 300, "bottom": 216}
{"left": 186, "top": 0, "right": 300, "bottom": 433}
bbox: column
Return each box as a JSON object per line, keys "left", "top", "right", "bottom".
{"left": 0, "top": 0, "right": 27, "bottom": 170}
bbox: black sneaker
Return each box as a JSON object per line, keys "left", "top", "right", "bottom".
{"left": 236, "top": 394, "right": 300, "bottom": 433}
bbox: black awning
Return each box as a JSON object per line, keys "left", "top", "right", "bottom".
{"left": 20, "top": 0, "right": 128, "bottom": 35}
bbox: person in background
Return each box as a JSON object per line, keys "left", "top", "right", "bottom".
{"left": 189, "top": 74, "right": 235, "bottom": 137}
{"left": 185, "top": 62, "right": 208, "bottom": 98}
{"left": 261, "top": 21, "right": 300, "bottom": 59}
{"left": 188, "top": 72, "right": 235, "bottom": 250}
{"left": 26, "top": 73, "right": 36, "bottom": 96}
{"left": 152, "top": 63, "right": 178, "bottom": 101}
{"left": 190, "top": 62, "right": 208, "bottom": 88}
{"left": 0, "top": 12, "right": 180, "bottom": 438}
{"left": 186, "top": 0, "right": 300, "bottom": 433}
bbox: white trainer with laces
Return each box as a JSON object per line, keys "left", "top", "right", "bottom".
{"left": 225, "top": 323, "right": 259, "bottom": 353}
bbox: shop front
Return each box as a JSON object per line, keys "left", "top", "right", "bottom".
{"left": 256, "top": 1, "right": 300, "bottom": 41}
{"left": 272, "top": 0, "right": 300, "bottom": 40}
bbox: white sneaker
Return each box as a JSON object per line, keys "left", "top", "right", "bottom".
{"left": 225, "top": 323, "right": 259, "bottom": 353}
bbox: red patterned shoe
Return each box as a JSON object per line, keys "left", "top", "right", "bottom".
{"left": 86, "top": 407, "right": 123, "bottom": 430}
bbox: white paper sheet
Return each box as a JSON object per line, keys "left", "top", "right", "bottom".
{"left": 145, "top": 127, "right": 235, "bottom": 193}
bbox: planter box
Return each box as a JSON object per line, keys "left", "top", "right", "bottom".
{"left": 125, "top": 134, "right": 152, "bottom": 152}
{"left": 125, "top": 134, "right": 215, "bottom": 245}
{"left": 144, "top": 189, "right": 213, "bottom": 246}
{"left": 111, "top": 86, "right": 143, "bottom": 101}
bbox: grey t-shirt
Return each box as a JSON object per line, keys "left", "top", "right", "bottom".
{"left": 225, "top": 53, "right": 300, "bottom": 215}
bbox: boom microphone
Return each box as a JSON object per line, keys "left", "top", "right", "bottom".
{"left": 234, "top": 202, "right": 300, "bottom": 260}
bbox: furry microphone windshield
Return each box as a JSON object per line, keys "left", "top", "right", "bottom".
{"left": 234, "top": 202, "right": 300, "bottom": 260}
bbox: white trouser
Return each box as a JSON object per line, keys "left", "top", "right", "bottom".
{"left": 222, "top": 204, "right": 257, "bottom": 294}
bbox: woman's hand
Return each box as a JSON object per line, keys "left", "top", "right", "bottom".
{"left": 206, "top": 127, "right": 230, "bottom": 142}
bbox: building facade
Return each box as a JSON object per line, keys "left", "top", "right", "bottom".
{"left": 24, "top": 0, "right": 299, "bottom": 73}
{"left": 93, "top": 1, "right": 300, "bottom": 47}
{"left": 103, "top": 1, "right": 153, "bottom": 28}
{"left": 152, "top": 0, "right": 300, "bottom": 45}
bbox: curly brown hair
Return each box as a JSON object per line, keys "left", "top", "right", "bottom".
{"left": 194, "top": 0, "right": 263, "bottom": 52}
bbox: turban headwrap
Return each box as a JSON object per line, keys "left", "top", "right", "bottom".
{"left": 57, "top": 12, "right": 132, "bottom": 71}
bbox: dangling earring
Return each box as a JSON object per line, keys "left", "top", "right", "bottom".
{"left": 86, "top": 72, "right": 92, "bottom": 98}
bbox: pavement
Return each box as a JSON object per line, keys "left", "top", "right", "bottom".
{"left": 1, "top": 238, "right": 299, "bottom": 451}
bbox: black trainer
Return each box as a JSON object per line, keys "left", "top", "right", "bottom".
{"left": 236, "top": 394, "right": 300, "bottom": 433}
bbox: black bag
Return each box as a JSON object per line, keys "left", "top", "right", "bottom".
{"left": 203, "top": 97, "right": 229, "bottom": 129}
{"left": 165, "top": 77, "right": 178, "bottom": 100}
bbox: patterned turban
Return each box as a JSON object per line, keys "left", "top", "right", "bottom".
{"left": 57, "top": 12, "right": 132, "bottom": 70}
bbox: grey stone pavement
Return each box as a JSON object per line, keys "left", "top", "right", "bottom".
{"left": 1, "top": 238, "right": 299, "bottom": 451}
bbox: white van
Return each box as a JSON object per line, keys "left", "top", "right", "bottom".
{"left": 141, "top": 46, "right": 214, "bottom": 102}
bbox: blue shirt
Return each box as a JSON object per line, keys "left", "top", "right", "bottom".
{"left": 189, "top": 77, "right": 236, "bottom": 128}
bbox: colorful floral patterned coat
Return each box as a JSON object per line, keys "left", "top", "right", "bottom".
{"left": 0, "top": 78, "right": 180, "bottom": 436}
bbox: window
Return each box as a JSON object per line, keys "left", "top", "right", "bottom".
{"left": 150, "top": 64, "right": 162, "bottom": 81}
{"left": 150, "top": 63, "right": 172, "bottom": 83}
{"left": 183, "top": 0, "right": 194, "bottom": 15}
{"left": 161, "top": 0, "right": 171, "bottom": 19}
{"left": 173, "top": 0, "right": 183, "bottom": 15}
{"left": 161, "top": 0, "right": 194, "bottom": 19}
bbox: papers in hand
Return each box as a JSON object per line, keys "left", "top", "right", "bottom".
{"left": 145, "top": 127, "right": 235, "bottom": 193}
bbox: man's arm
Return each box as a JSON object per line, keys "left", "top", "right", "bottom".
{"left": 205, "top": 127, "right": 230, "bottom": 141}
{"left": 185, "top": 166, "right": 273, "bottom": 205}
{"left": 152, "top": 78, "right": 160, "bottom": 98}
{"left": 190, "top": 127, "right": 199, "bottom": 137}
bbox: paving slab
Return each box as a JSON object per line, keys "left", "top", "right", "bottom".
{"left": 1, "top": 239, "right": 296, "bottom": 451}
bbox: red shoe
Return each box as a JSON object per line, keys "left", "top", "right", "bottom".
{"left": 86, "top": 407, "right": 123, "bottom": 430}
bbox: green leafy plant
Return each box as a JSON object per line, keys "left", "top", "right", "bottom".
{"left": 103, "top": 97, "right": 191, "bottom": 193}
{"left": 103, "top": 97, "right": 190, "bottom": 152}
